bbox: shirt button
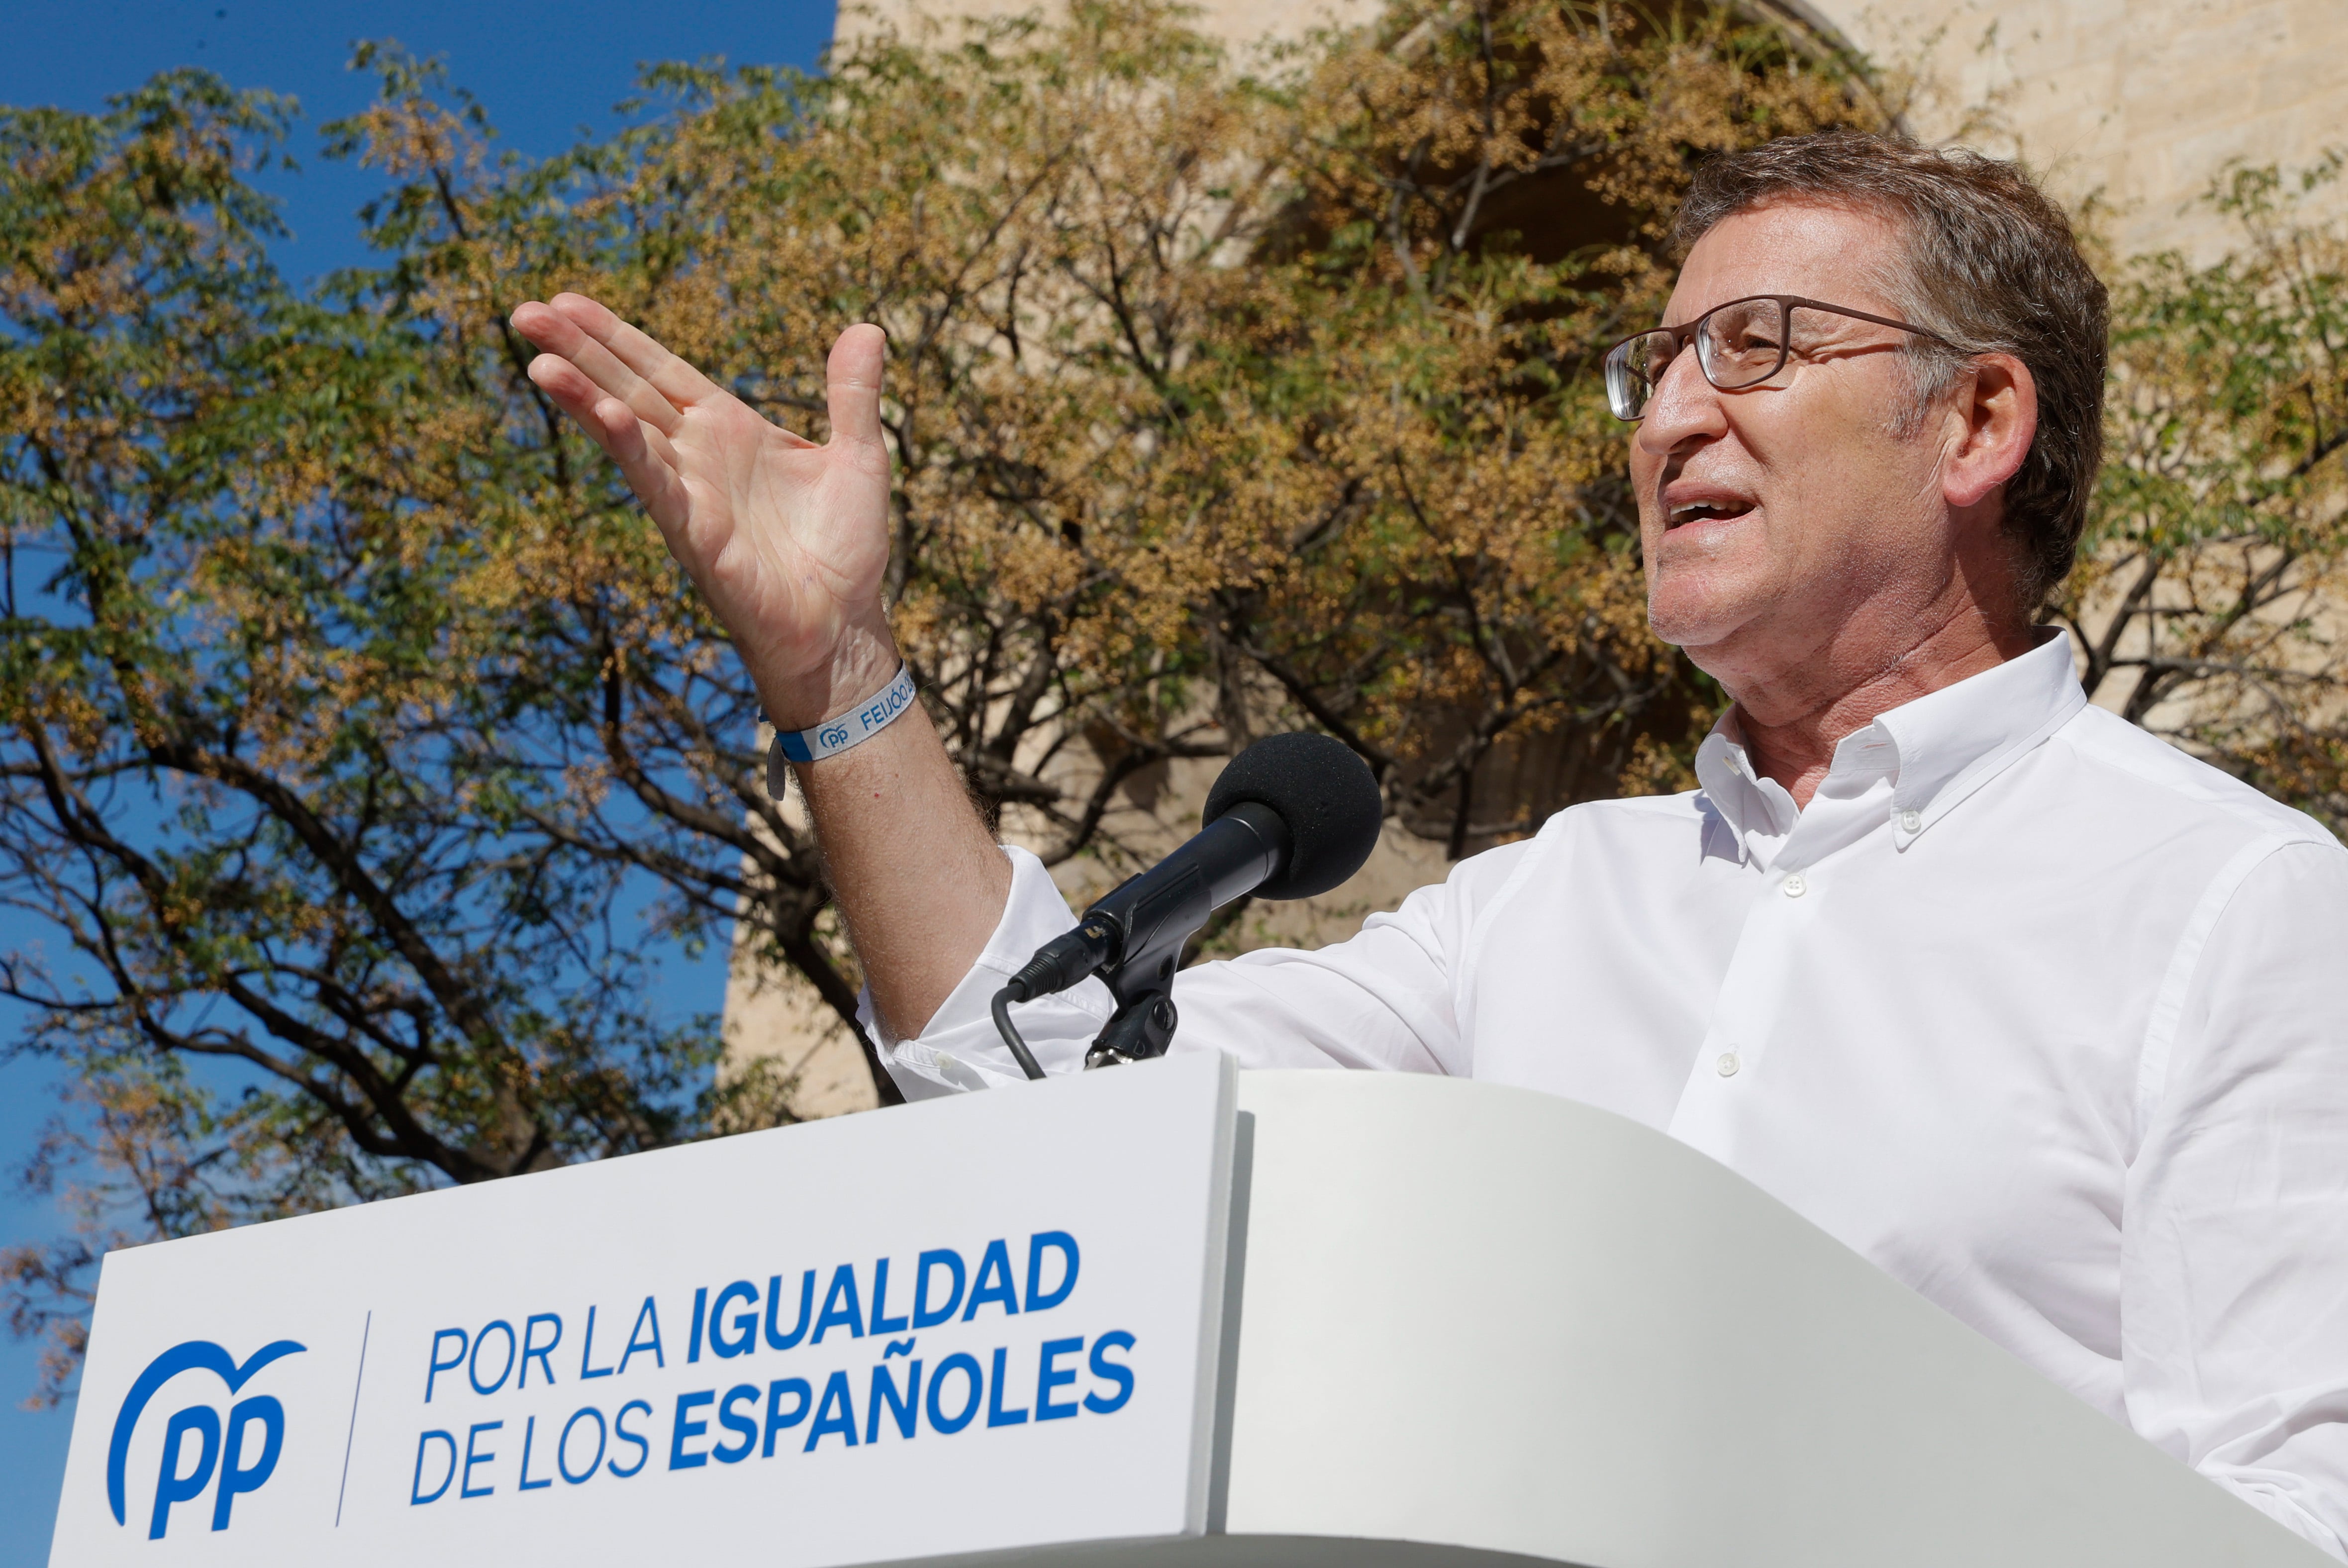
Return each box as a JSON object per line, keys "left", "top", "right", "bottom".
{"left": 1717, "top": 1052, "right": 1742, "bottom": 1077}
{"left": 1898, "top": 809, "right": 1922, "bottom": 833}
{"left": 1781, "top": 873, "right": 1807, "bottom": 897}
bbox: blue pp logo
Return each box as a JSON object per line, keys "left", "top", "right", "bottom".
{"left": 107, "top": 1339, "right": 306, "bottom": 1538}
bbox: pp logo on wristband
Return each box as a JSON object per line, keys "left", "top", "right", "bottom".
{"left": 769, "top": 665, "right": 921, "bottom": 781}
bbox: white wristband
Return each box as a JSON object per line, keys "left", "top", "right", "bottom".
{"left": 766, "top": 664, "right": 918, "bottom": 788}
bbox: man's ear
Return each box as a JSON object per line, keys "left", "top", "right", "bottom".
{"left": 1943, "top": 353, "right": 2037, "bottom": 510}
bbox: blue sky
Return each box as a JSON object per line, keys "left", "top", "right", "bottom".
{"left": 0, "top": 2, "right": 835, "bottom": 1559}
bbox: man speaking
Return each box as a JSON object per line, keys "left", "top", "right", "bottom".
{"left": 513, "top": 131, "right": 2348, "bottom": 1555}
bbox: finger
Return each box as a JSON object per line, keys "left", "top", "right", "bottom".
{"left": 509, "top": 298, "right": 575, "bottom": 350}
{"left": 550, "top": 292, "right": 727, "bottom": 411}
{"left": 526, "top": 351, "right": 639, "bottom": 438}
{"left": 527, "top": 354, "right": 691, "bottom": 520}
{"left": 825, "top": 323, "right": 888, "bottom": 457}
{"left": 515, "top": 298, "right": 684, "bottom": 436}
{"left": 587, "top": 394, "right": 694, "bottom": 530}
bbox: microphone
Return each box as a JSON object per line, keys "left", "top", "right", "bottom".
{"left": 991, "top": 732, "right": 1384, "bottom": 1076}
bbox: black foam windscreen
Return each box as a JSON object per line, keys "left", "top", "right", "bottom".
{"left": 1202, "top": 732, "right": 1384, "bottom": 900}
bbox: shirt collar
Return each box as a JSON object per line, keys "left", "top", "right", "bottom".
{"left": 1695, "top": 710, "right": 1798, "bottom": 859}
{"left": 1694, "top": 631, "right": 2085, "bottom": 863}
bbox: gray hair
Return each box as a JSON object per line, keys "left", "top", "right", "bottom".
{"left": 1670, "top": 131, "right": 2109, "bottom": 610}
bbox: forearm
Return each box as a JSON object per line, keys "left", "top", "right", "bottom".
{"left": 759, "top": 619, "right": 1010, "bottom": 1040}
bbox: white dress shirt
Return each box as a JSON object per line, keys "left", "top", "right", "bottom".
{"left": 871, "top": 632, "right": 2348, "bottom": 1556}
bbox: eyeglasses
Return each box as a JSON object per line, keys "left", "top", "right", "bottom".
{"left": 1601, "top": 294, "right": 1957, "bottom": 422}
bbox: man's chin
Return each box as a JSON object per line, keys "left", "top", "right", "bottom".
{"left": 1645, "top": 583, "right": 1761, "bottom": 657}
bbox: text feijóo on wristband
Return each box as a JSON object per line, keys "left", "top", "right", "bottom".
{"left": 766, "top": 664, "right": 918, "bottom": 784}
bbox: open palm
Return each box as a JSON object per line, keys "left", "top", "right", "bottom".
{"left": 510, "top": 294, "right": 893, "bottom": 717}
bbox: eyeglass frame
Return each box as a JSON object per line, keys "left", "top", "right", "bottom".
{"left": 1601, "top": 294, "right": 1959, "bottom": 422}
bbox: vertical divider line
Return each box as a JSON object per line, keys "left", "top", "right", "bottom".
{"left": 335, "top": 1310, "right": 373, "bottom": 1527}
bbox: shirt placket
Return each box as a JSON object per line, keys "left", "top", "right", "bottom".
{"left": 1665, "top": 855, "right": 1816, "bottom": 1164}
{"left": 1665, "top": 775, "right": 1889, "bottom": 1165}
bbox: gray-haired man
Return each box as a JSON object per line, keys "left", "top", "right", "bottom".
{"left": 512, "top": 132, "right": 2348, "bottom": 1553}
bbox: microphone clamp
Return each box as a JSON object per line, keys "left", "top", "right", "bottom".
{"left": 1080, "top": 800, "right": 1289, "bottom": 1068}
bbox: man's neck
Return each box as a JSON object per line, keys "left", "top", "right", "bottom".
{"left": 1726, "top": 601, "right": 2039, "bottom": 809}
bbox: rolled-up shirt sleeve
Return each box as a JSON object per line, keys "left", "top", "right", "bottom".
{"left": 866, "top": 841, "right": 1524, "bottom": 1097}
{"left": 2123, "top": 838, "right": 2348, "bottom": 1557}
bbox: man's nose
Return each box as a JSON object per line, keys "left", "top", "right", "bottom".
{"left": 1636, "top": 345, "right": 1727, "bottom": 457}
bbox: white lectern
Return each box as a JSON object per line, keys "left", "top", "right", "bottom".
{"left": 50, "top": 1056, "right": 2329, "bottom": 1567}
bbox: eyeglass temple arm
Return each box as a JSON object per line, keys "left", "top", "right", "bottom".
{"left": 1777, "top": 296, "right": 1959, "bottom": 350}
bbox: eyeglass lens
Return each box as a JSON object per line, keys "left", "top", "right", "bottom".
{"left": 1604, "top": 297, "right": 1796, "bottom": 420}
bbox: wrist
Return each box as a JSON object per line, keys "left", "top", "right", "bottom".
{"left": 755, "top": 616, "right": 905, "bottom": 735}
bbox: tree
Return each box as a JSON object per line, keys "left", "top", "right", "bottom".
{"left": 0, "top": 72, "right": 744, "bottom": 1403}
{"left": 2059, "top": 156, "right": 2348, "bottom": 832}
{"left": 0, "top": 0, "right": 1896, "bottom": 1404}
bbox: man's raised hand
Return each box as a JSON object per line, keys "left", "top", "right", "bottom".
{"left": 513, "top": 295, "right": 1007, "bottom": 1037}
{"left": 509, "top": 294, "right": 897, "bottom": 728}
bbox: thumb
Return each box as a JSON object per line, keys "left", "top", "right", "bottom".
{"left": 825, "top": 324, "right": 888, "bottom": 456}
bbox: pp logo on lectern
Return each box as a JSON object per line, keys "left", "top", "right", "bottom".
{"left": 106, "top": 1339, "right": 307, "bottom": 1539}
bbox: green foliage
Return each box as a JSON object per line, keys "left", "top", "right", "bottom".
{"left": 2061, "top": 154, "right": 2348, "bottom": 829}
{"left": 0, "top": 69, "right": 785, "bottom": 1406}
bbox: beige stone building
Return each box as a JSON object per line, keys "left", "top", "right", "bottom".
{"left": 726, "top": 0, "right": 2348, "bottom": 1117}
{"left": 1840, "top": 0, "right": 2347, "bottom": 261}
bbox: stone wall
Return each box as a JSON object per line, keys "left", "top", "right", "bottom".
{"left": 1839, "top": 0, "right": 2347, "bottom": 261}
{"left": 836, "top": 0, "right": 2348, "bottom": 255}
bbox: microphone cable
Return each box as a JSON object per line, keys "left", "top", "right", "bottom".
{"left": 990, "top": 984, "right": 1047, "bottom": 1081}
{"left": 987, "top": 916, "right": 1118, "bottom": 1081}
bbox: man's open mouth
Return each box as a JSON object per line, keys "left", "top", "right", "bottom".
{"left": 1667, "top": 499, "right": 1756, "bottom": 527}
